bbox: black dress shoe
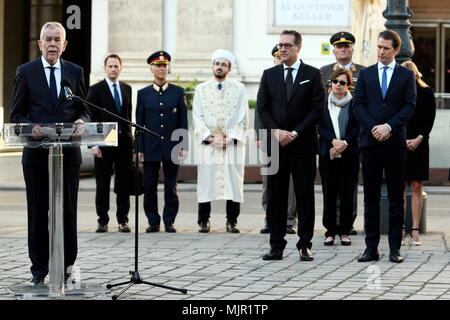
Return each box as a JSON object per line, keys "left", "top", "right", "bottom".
{"left": 299, "top": 248, "right": 314, "bottom": 261}
{"left": 260, "top": 226, "right": 271, "bottom": 234}
{"left": 118, "top": 223, "right": 131, "bottom": 233}
{"left": 146, "top": 225, "right": 160, "bottom": 233}
{"left": 96, "top": 224, "right": 108, "bottom": 233}
{"left": 198, "top": 221, "right": 210, "bottom": 233}
{"left": 349, "top": 228, "right": 357, "bottom": 236}
{"left": 324, "top": 236, "right": 335, "bottom": 246}
{"left": 165, "top": 224, "right": 177, "bottom": 233}
{"left": 226, "top": 221, "right": 240, "bottom": 233}
{"left": 262, "top": 249, "right": 283, "bottom": 260}
{"left": 286, "top": 226, "right": 296, "bottom": 234}
{"left": 358, "top": 248, "right": 380, "bottom": 262}
{"left": 389, "top": 249, "right": 404, "bottom": 263}
{"left": 30, "top": 275, "right": 45, "bottom": 286}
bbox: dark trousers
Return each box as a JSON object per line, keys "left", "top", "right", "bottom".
{"left": 94, "top": 140, "right": 132, "bottom": 225}
{"left": 361, "top": 145, "right": 406, "bottom": 251}
{"left": 267, "top": 150, "right": 316, "bottom": 251}
{"left": 197, "top": 201, "right": 241, "bottom": 224}
{"left": 23, "top": 164, "right": 80, "bottom": 278}
{"left": 143, "top": 160, "right": 179, "bottom": 226}
{"left": 261, "top": 172, "right": 297, "bottom": 228}
{"left": 319, "top": 155, "right": 359, "bottom": 237}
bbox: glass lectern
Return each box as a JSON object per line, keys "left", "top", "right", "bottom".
{"left": 2, "top": 122, "right": 118, "bottom": 298}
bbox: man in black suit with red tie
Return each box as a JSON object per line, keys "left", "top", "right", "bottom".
{"left": 87, "top": 54, "right": 133, "bottom": 234}
{"left": 353, "top": 30, "right": 416, "bottom": 263}
{"left": 257, "top": 30, "right": 326, "bottom": 262}
{"left": 10, "top": 22, "right": 90, "bottom": 285}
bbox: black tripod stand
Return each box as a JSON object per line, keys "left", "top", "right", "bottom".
{"left": 65, "top": 84, "right": 188, "bottom": 300}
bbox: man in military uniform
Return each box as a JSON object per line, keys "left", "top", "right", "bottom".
{"left": 255, "top": 45, "right": 297, "bottom": 235}
{"left": 136, "top": 51, "right": 188, "bottom": 233}
{"left": 321, "top": 31, "right": 365, "bottom": 93}
{"left": 321, "top": 31, "right": 365, "bottom": 235}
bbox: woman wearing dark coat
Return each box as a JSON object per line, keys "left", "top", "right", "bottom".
{"left": 319, "top": 68, "right": 360, "bottom": 246}
{"left": 401, "top": 61, "right": 436, "bottom": 246}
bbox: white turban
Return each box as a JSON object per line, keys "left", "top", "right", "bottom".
{"left": 211, "top": 49, "right": 236, "bottom": 65}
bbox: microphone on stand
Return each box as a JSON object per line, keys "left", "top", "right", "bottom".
{"left": 61, "top": 79, "right": 74, "bottom": 101}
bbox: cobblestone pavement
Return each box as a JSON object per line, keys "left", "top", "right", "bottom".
{"left": 0, "top": 153, "right": 449, "bottom": 301}
{"left": 0, "top": 229, "right": 449, "bottom": 301}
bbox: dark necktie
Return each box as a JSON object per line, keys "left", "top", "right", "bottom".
{"left": 113, "top": 83, "right": 121, "bottom": 112}
{"left": 218, "top": 83, "right": 223, "bottom": 90}
{"left": 381, "top": 66, "right": 388, "bottom": 99}
{"left": 48, "top": 66, "right": 58, "bottom": 105}
{"left": 285, "top": 67, "right": 294, "bottom": 99}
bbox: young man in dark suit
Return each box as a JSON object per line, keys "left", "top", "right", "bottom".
{"left": 87, "top": 54, "right": 133, "bottom": 233}
{"left": 136, "top": 51, "right": 188, "bottom": 233}
{"left": 10, "top": 22, "right": 90, "bottom": 285}
{"left": 257, "top": 30, "right": 326, "bottom": 262}
{"left": 353, "top": 30, "right": 416, "bottom": 263}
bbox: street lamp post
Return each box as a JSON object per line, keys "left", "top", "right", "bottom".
{"left": 383, "top": 0, "right": 415, "bottom": 63}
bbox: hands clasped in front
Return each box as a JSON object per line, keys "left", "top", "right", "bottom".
{"left": 209, "top": 135, "right": 233, "bottom": 150}
{"left": 372, "top": 124, "right": 392, "bottom": 142}
{"left": 275, "top": 129, "right": 296, "bottom": 147}
{"left": 330, "top": 139, "right": 348, "bottom": 158}
{"left": 406, "top": 136, "right": 423, "bottom": 152}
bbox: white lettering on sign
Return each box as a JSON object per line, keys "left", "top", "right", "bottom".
{"left": 275, "top": 0, "right": 350, "bottom": 27}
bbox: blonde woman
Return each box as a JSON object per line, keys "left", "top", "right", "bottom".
{"left": 401, "top": 61, "right": 436, "bottom": 245}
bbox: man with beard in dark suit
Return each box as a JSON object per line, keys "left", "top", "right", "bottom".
{"left": 10, "top": 22, "right": 90, "bottom": 285}
{"left": 257, "top": 30, "right": 326, "bottom": 262}
{"left": 87, "top": 54, "right": 133, "bottom": 234}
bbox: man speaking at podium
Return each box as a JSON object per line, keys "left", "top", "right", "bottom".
{"left": 10, "top": 22, "right": 90, "bottom": 285}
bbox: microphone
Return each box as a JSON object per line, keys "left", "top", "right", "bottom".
{"left": 61, "top": 79, "right": 74, "bottom": 101}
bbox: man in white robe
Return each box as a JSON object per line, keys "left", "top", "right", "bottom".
{"left": 193, "top": 49, "right": 249, "bottom": 233}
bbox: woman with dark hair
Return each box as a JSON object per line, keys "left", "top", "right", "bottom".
{"left": 401, "top": 61, "right": 436, "bottom": 246}
{"left": 319, "top": 68, "right": 360, "bottom": 246}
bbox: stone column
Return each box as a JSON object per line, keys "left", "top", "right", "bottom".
{"left": 108, "top": 0, "right": 164, "bottom": 84}
{"left": 108, "top": 0, "right": 163, "bottom": 55}
{"left": 170, "top": 0, "right": 234, "bottom": 81}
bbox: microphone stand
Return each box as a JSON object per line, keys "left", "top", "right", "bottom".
{"left": 67, "top": 92, "right": 188, "bottom": 299}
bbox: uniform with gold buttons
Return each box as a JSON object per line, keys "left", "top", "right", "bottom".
{"left": 136, "top": 51, "right": 188, "bottom": 232}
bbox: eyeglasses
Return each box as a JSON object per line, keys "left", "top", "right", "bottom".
{"left": 331, "top": 79, "right": 348, "bottom": 86}
{"left": 214, "top": 61, "right": 230, "bottom": 68}
{"left": 277, "top": 43, "right": 295, "bottom": 49}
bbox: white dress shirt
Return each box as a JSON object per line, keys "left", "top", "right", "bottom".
{"left": 105, "top": 77, "right": 122, "bottom": 106}
{"left": 377, "top": 60, "right": 397, "bottom": 132}
{"left": 41, "top": 56, "right": 62, "bottom": 98}
{"left": 377, "top": 60, "right": 396, "bottom": 90}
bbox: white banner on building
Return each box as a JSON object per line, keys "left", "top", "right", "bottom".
{"left": 275, "top": 0, "right": 350, "bottom": 27}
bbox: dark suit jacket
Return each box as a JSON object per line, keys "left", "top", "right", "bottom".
{"left": 256, "top": 61, "right": 326, "bottom": 154}
{"left": 136, "top": 84, "right": 188, "bottom": 162}
{"left": 318, "top": 101, "right": 360, "bottom": 158}
{"left": 352, "top": 63, "right": 416, "bottom": 149}
{"left": 87, "top": 79, "right": 133, "bottom": 139}
{"left": 406, "top": 83, "right": 436, "bottom": 154}
{"left": 10, "top": 58, "right": 90, "bottom": 166}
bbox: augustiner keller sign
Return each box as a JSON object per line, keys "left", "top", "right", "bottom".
{"left": 275, "top": 0, "right": 350, "bottom": 27}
